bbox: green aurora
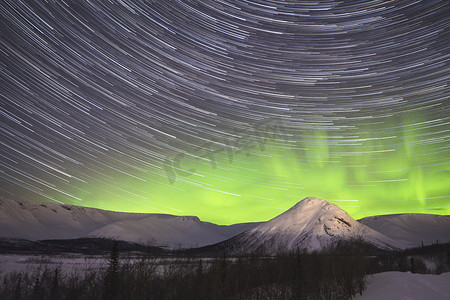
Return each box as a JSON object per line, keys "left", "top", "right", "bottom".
{"left": 46, "top": 109, "right": 450, "bottom": 225}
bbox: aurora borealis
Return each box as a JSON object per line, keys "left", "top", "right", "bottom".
{"left": 1, "top": 0, "right": 449, "bottom": 224}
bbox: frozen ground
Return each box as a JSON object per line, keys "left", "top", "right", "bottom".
{"left": 355, "top": 271, "right": 450, "bottom": 300}
{"left": 0, "top": 254, "right": 212, "bottom": 276}
{"left": 2, "top": 255, "right": 449, "bottom": 299}
{"left": 0, "top": 254, "right": 109, "bottom": 275}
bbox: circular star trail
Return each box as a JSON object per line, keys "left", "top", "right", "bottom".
{"left": 1, "top": 0, "right": 449, "bottom": 224}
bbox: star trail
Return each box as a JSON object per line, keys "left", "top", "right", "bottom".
{"left": 1, "top": 0, "right": 449, "bottom": 224}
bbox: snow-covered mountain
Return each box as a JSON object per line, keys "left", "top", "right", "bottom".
{"left": 2, "top": 196, "right": 449, "bottom": 253}
{"left": 0, "top": 197, "right": 258, "bottom": 249}
{"left": 218, "top": 197, "right": 399, "bottom": 255}
{"left": 359, "top": 214, "right": 450, "bottom": 249}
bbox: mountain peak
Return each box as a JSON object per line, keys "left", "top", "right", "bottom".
{"left": 257, "top": 196, "right": 348, "bottom": 236}
{"left": 230, "top": 196, "right": 397, "bottom": 254}
{"left": 301, "top": 196, "right": 328, "bottom": 203}
{"left": 289, "top": 196, "right": 333, "bottom": 210}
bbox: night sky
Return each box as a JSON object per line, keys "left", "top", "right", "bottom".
{"left": 1, "top": 0, "right": 449, "bottom": 224}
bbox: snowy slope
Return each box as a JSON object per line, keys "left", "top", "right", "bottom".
{"left": 226, "top": 197, "right": 398, "bottom": 254}
{"left": 0, "top": 197, "right": 257, "bottom": 248}
{"left": 354, "top": 271, "right": 450, "bottom": 300}
{"left": 359, "top": 214, "right": 450, "bottom": 249}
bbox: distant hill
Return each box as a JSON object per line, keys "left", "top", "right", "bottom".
{"left": 0, "top": 197, "right": 258, "bottom": 249}
{"left": 359, "top": 213, "right": 450, "bottom": 248}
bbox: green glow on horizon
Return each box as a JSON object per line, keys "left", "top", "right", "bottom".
{"left": 50, "top": 111, "right": 449, "bottom": 225}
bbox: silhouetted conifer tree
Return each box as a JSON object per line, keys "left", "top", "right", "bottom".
{"left": 102, "top": 242, "right": 120, "bottom": 300}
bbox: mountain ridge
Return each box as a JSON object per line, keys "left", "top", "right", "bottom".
{"left": 1, "top": 196, "right": 449, "bottom": 253}
{"left": 0, "top": 197, "right": 259, "bottom": 249}
{"left": 359, "top": 213, "right": 450, "bottom": 248}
